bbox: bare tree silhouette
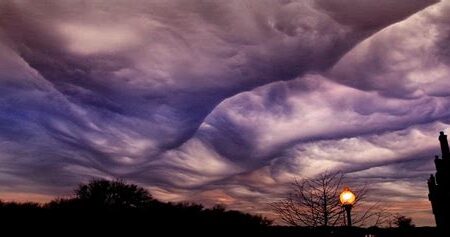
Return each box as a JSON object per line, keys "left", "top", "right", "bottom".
{"left": 271, "top": 172, "right": 387, "bottom": 227}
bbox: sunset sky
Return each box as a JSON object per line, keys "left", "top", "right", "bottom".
{"left": 1, "top": 0, "right": 450, "bottom": 226}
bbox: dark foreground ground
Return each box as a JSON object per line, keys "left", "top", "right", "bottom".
{"left": 265, "top": 226, "right": 439, "bottom": 237}
{"left": 0, "top": 210, "right": 439, "bottom": 236}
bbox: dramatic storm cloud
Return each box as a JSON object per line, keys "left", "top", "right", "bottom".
{"left": 0, "top": 0, "right": 448, "bottom": 225}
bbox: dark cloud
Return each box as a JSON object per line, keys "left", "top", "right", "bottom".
{"left": 0, "top": 0, "right": 445, "bottom": 226}
{"left": 315, "top": 0, "right": 438, "bottom": 30}
{"left": 0, "top": 0, "right": 432, "bottom": 151}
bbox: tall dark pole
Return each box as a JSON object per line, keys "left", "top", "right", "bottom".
{"left": 344, "top": 205, "right": 352, "bottom": 227}
{"left": 340, "top": 187, "right": 356, "bottom": 227}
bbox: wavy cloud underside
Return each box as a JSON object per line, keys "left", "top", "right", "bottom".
{"left": 0, "top": 0, "right": 448, "bottom": 226}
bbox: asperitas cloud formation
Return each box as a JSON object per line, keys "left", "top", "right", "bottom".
{"left": 0, "top": 0, "right": 448, "bottom": 225}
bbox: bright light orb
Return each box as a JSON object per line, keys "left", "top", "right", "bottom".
{"left": 339, "top": 187, "right": 356, "bottom": 206}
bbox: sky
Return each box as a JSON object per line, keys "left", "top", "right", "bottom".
{"left": 0, "top": 0, "right": 449, "bottom": 226}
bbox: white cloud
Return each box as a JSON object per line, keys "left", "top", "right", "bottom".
{"left": 58, "top": 23, "right": 141, "bottom": 55}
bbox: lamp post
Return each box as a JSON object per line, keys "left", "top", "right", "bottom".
{"left": 339, "top": 187, "right": 356, "bottom": 227}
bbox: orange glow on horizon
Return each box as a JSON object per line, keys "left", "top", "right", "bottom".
{"left": 0, "top": 192, "right": 54, "bottom": 204}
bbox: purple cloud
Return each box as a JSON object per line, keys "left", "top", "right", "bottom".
{"left": 0, "top": 0, "right": 446, "bottom": 226}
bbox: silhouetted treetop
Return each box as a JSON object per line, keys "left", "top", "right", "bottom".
{"left": 75, "top": 179, "right": 152, "bottom": 208}
{"left": 393, "top": 214, "right": 415, "bottom": 229}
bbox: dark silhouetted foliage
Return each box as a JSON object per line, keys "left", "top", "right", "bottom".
{"left": 0, "top": 179, "right": 271, "bottom": 234}
{"left": 74, "top": 179, "right": 152, "bottom": 208}
{"left": 393, "top": 214, "right": 415, "bottom": 229}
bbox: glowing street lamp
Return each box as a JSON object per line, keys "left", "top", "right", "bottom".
{"left": 339, "top": 187, "right": 356, "bottom": 227}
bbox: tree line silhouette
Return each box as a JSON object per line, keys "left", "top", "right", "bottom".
{"left": 0, "top": 179, "right": 439, "bottom": 236}
{"left": 0, "top": 179, "right": 271, "bottom": 234}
